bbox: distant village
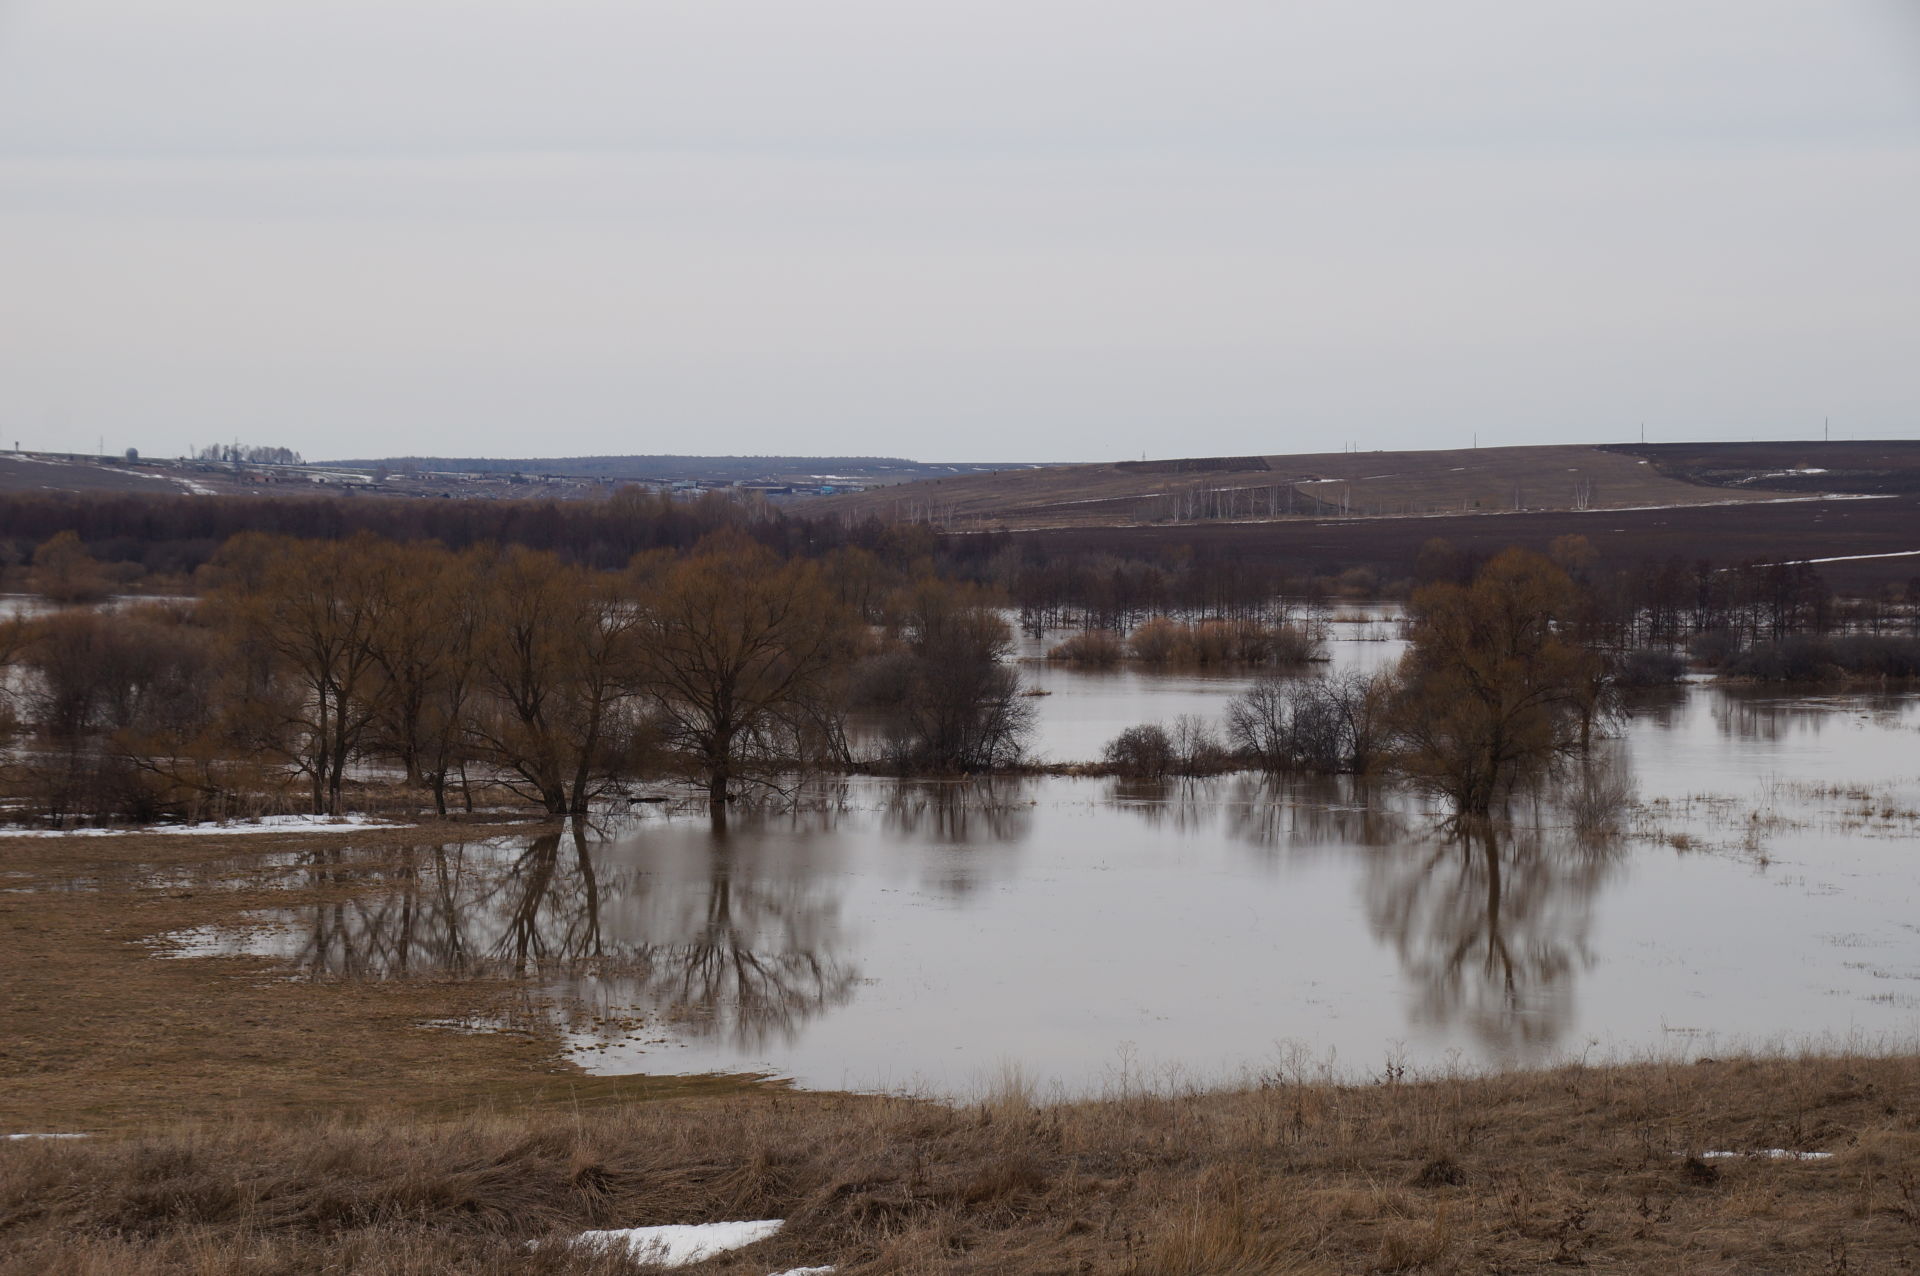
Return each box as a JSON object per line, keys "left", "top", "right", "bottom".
{"left": 3, "top": 446, "right": 877, "bottom": 503}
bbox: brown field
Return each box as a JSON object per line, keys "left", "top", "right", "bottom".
{"left": 0, "top": 456, "right": 220, "bottom": 499}
{"left": 0, "top": 820, "right": 764, "bottom": 1134}
{"left": 808, "top": 443, "right": 1869, "bottom": 530}
{"left": 5, "top": 825, "right": 1920, "bottom": 1272}
{"left": 1614, "top": 442, "right": 1920, "bottom": 497}
{"left": 1001, "top": 494, "right": 1920, "bottom": 593}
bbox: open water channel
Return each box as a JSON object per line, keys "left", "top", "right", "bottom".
{"left": 176, "top": 613, "right": 1920, "bottom": 1094}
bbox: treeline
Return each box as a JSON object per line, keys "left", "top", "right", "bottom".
{"left": 196, "top": 443, "right": 304, "bottom": 466}
{"left": 968, "top": 533, "right": 1918, "bottom": 644}
{"left": 0, "top": 489, "right": 946, "bottom": 580}
{"left": 0, "top": 532, "right": 1032, "bottom": 824}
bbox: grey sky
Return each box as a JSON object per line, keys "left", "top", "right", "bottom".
{"left": 1, "top": 1, "right": 1916, "bottom": 462}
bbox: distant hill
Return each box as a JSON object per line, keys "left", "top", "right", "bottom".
{"left": 320, "top": 454, "right": 1050, "bottom": 486}
{"left": 806, "top": 441, "right": 1920, "bottom": 529}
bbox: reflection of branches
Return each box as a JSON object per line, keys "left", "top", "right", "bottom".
{"left": 1106, "top": 774, "right": 1419, "bottom": 852}
{"left": 877, "top": 782, "right": 1032, "bottom": 897}
{"left": 883, "top": 781, "right": 1034, "bottom": 845}
{"left": 280, "top": 828, "right": 626, "bottom": 979}
{"left": 267, "top": 824, "right": 859, "bottom": 1051}
{"left": 1365, "top": 823, "right": 1619, "bottom": 1058}
{"left": 635, "top": 839, "right": 858, "bottom": 1048}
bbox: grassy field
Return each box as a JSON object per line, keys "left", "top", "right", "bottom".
{"left": 4, "top": 826, "right": 1918, "bottom": 1273}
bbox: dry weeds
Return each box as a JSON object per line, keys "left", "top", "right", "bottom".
{"left": 2, "top": 1056, "right": 1917, "bottom": 1273}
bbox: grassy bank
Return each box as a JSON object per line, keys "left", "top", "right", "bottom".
{"left": 3, "top": 827, "right": 1917, "bottom": 1272}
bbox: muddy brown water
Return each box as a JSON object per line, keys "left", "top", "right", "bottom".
{"left": 166, "top": 618, "right": 1920, "bottom": 1095}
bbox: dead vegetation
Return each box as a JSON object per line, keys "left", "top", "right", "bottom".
{"left": 3, "top": 1054, "right": 1919, "bottom": 1273}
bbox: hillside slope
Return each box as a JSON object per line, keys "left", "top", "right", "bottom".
{"left": 808, "top": 442, "right": 1910, "bottom": 529}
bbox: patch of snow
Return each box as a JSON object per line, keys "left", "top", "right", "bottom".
{"left": 1698, "top": 1149, "right": 1834, "bottom": 1161}
{"left": 175, "top": 478, "right": 220, "bottom": 496}
{"left": 5, "top": 1132, "right": 89, "bottom": 1140}
{"left": 566, "top": 1220, "right": 785, "bottom": 1265}
{"left": 768, "top": 1268, "right": 835, "bottom": 1276}
{"left": 153, "top": 926, "right": 237, "bottom": 959}
{"left": 1735, "top": 549, "right": 1920, "bottom": 568}
{"left": 0, "top": 814, "right": 410, "bottom": 838}
{"left": 1744, "top": 468, "right": 1831, "bottom": 481}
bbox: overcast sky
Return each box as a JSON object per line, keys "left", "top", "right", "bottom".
{"left": 1, "top": 1, "right": 1916, "bottom": 462}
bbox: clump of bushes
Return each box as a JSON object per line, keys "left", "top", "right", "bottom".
{"left": 1047, "top": 630, "right": 1124, "bottom": 667}
{"left": 1687, "top": 629, "right": 1743, "bottom": 668}
{"left": 1101, "top": 715, "right": 1232, "bottom": 778}
{"left": 1124, "top": 618, "right": 1322, "bottom": 667}
{"left": 1612, "top": 648, "right": 1687, "bottom": 687}
{"left": 1721, "top": 634, "right": 1920, "bottom": 683}
{"left": 1225, "top": 670, "right": 1392, "bottom": 774}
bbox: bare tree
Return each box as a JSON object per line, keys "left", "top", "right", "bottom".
{"left": 635, "top": 531, "right": 851, "bottom": 819}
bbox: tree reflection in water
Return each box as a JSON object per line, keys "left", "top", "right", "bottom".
{"left": 634, "top": 822, "right": 857, "bottom": 1047}
{"left": 1110, "top": 769, "right": 1623, "bottom": 1059}
{"left": 1365, "top": 820, "right": 1620, "bottom": 1058}
{"left": 269, "top": 820, "right": 858, "bottom": 1051}
{"left": 283, "top": 828, "right": 625, "bottom": 981}
{"left": 881, "top": 781, "right": 1032, "bottom": 897}
{"left": 1109, "top": 774, "right": 1424, "bottom": 853}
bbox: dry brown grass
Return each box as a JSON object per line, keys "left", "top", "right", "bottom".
{"left": 4, "top": 825, "right": 1919, "bottom": 1273}
{"left": 3, "top": 1057, "right": 1918, "bottom": 1273}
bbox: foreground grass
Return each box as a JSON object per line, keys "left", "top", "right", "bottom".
{"left": 4, "top": 1055, "right": 1919, "bottom": 1273}
{"left": 4, "top": 825, "right": 1918, "bottom": 1272}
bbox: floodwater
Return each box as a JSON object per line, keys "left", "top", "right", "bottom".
{"left": 169, "top": 614, "right": 1920, "bottom": 1095}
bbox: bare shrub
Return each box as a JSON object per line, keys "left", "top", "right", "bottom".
{"left": 1614, "top": 648, "right": 1686, "bottom": 687}
{"left": 1687, "top": 628, "right": 1742, "bottom": 668}
{"left": 29, "top": 530, "right": 111, "bottom": 605}
{"left": 1104, "top": 723, "right": 1175, "bottom": 778}
{"left": 1125, "top": 617, "right": 1321, "bottom": 667}
{"left": 1128, "top": 617, "right": 1183, "bottom": 665}
{"left": 1103, "top": 716, "right": 1231, "bottom": 777}
{"left": 1227, "top": 670, "right": 1392, "bottom": 774}
{"left": 1047, "top": 629, "right": 1124, "bottom": 667}
{"left": 1170, "top": 714, "right": 1231, "bottom": 773}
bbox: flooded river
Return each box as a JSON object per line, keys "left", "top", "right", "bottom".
{"left": 177, "top": 613, "right": 1920, "bottom": 1094}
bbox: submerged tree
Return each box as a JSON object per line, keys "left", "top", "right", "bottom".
{"left": 468, "top": 548, "right": 644, "bottom": 815}
{"left": 635, "top": 531, "right": 852, "bottom": 818}
{"left": 1392, "top": 549, "right": 1601, "bottom": 817}
{"left": 212, "top": 534, "right": 385, "bottom": 814}
{"left": 856, "top": 580, "right": 1034, "bottom": 773}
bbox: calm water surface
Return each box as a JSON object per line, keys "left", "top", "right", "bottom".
{"left": 185, "top": 619, "right": 1920, "bottom": 1094}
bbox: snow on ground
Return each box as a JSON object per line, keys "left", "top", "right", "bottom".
{"left": 0, "top": 814, "right": 411, "bottom": 838}
{"left": 1699, "top": 1149, "right": 1833, "bottom": 1161}
{"left": 4, "top": 1133, "right": 89, "bottom": 1140}
{"left": 564, "top": 1219, "right": 786, "bottom": 1265}
{"left": 1743, "top": 549, "right": 1920, "bottom": 567}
